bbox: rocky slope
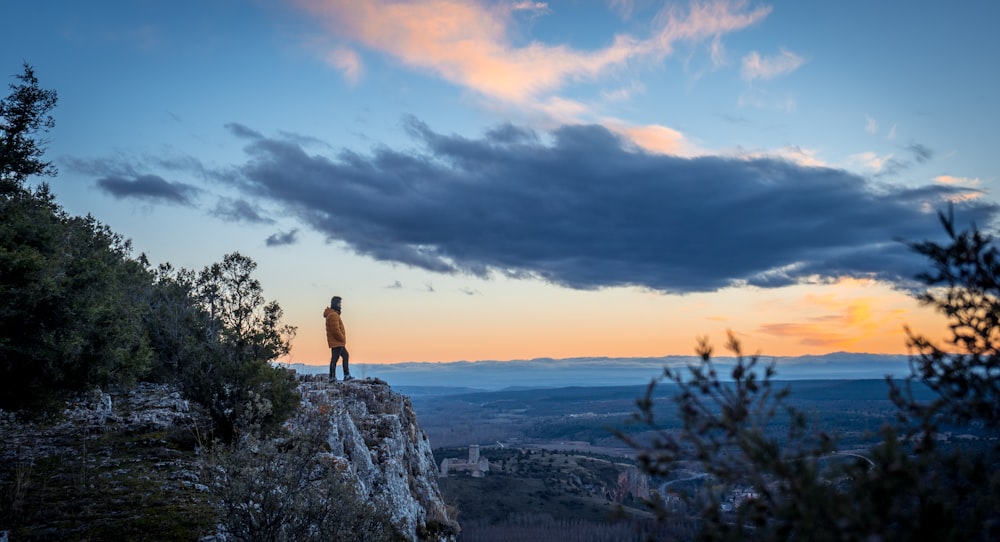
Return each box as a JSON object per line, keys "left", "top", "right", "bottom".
{"left": 0, "top": 376, "right": 458, "bottom": 541}
{"left": 293, "top": 376, "right": 459, "bottom": 541}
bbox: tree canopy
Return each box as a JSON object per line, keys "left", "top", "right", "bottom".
{"left": 0, "top": 62, "right": 57, "bottom": 192}
{"left": 0, "top": 64, "right": 299, "bottom": 438}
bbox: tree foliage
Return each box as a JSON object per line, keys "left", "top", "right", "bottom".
{"left": 0, "top": 62, "right": 57, "bottom": 192}
{"left": 622, "top": 210, "right": 1000, "bottom": 541}
{"left": 140, "top": 255, "right": 301, "bottom": 441}
{"left": 0, "top": 65, "right": 299, "bottom": 438}
{"left": 0, "top": 182, "right": 153, "bottom": 413}
{"left": 166, "top": 253, "right": 300, "bottom": 442}
{"left": 897, "top": 207, "right": 1000, "bottom": 429}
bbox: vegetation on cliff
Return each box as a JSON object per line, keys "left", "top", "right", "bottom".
{"left": 0, "top": 63, "right": 298, "bottom": 440}
{"left": 1, "top": 63, "right": 459, "bottom": 542}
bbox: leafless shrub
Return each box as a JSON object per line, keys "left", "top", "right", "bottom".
{"left": 204, "top": 420, "right": 405, "bottom": 542}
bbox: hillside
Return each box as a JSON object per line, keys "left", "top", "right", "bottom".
{"left": 435, "top": 445, "right": 663, "bottom": 541}
{"left": 0, "top": 377, "right": 458, "bottom": 541}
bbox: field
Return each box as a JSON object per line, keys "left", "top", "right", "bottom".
{"left": 409, "top": 379, "right": 932, "bottom": 450}
{"left": 433, "top": 445, "right": 662, "bottom": 542}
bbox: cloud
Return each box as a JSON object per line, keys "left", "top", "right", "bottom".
{"left": 736, "top": 144, "right": 826, "bottom": 168}
{"left": 326, "top": 46, "right": 362, "bottom": 83}
{"left": 851, "top": 142, "right": 936, "bottom": 176}
{"left": 607, "top": 0, "right": 635, "bottom": 18}
{"left": 293, "top": 1, "right": 771, "bottom": 159}
{"left": 265, "top": 229, "right": 300, "bottom": 247}
{"left": 66, "top": 153, "right": 211, "bottom": 207}
{"left": 850, "top": 151, "right": 894, "bottom": 173}
{"left": 757, "top": 291, "right": 906, "bottom": 349}
{"left": 212, "top": 198, "right": 275, "bottom": 224}
{"left": 219, "top": 119, "right": 998, "bottom": 294}
{"left": 931, "top": 176, "right": 984, "bottom": 203}
{"left": 906, "top": 142, "right": 933, "bottom": 164}
{"left": 96, "top": 174, "right": 198, "bottom": 205}
{"left": 740, "top": 48, "right": 805, "bottom": 82}
{"left": 601, "top": 80, "right": 646, "bottom": 102}
{"left": 511, "top": 1, "right": 550, "bottom": 15}
{"left": 935, "top": 175, "right": 979, "bottom": 186}
{"left": 865, "top": 115, "right": 878, "bottom": 135}
{"left": 612, "top": 122, "right": 693, "bottom": 155}
{"left": 295, "top": 0, "right": 769, "bottom": 106}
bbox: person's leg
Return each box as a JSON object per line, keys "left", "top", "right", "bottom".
{"left": 342, "top": 348, "right": 353, "bottom": 380}
{"left": 329, "top": 347, "right": 342, "bottom": 381}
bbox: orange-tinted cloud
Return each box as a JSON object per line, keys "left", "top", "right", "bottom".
{"left": 614, "top": 123, "right": 692, "bottom": 155}
{"left": 294, "top": 0, "right": 770, "bottom": 150}
{"left": 297, "top": 0, "right": 769, "bottom": 104}
{"left": 740, "top": 48, "right": 805, "bottom": 81}
{"left": 935, "top": 175, "right": 981, "bottom": 186}
{"left": 734, "top": 145, "right": 826, "bottom": 168}
{"left": 757, "top": 289, "right": 910, "bottom": 351}
{"left": 326, "top": 46, "right": 362, "bottom": 83}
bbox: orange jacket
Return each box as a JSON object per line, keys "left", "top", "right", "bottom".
{"left": 324, "top": 307, "right": 346, "bottom": 348}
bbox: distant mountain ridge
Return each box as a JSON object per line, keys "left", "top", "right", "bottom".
{"left": 285, "top": 352, "right": 911, "bottom": 391}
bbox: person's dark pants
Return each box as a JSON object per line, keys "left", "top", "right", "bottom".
{"left": 330, "top": 346, "right": 350, "bottom": 380}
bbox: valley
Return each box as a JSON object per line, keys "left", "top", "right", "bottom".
{"left": 411, "top": 379, "right": 964, "bottom": 541}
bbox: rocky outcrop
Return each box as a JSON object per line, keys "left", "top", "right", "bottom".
{"left": 292, "top": 376, "right": 459, "bottom": 541}
{"left": 0, "top": 378, "right": 458, "bottom": 541}
{"left": 0, "top": 383, "right": 216, "bottom": 540}
{"left": 612, "top": 464, "right": 650, "bottom": 503}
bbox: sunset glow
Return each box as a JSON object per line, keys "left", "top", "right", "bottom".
{"left": 4, "top": 1, "right": 996, "bottom": 368}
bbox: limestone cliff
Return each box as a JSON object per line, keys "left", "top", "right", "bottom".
{"left": 0, "top": 377, "right": 459, "bottom": 541}
{"left": 292, "top": 376, "right": 459, "bottom": 541}
{"left": 611, "top": 464, "right": 650, "bottom": 503}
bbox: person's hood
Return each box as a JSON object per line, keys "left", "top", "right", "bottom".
{"left": 323, "top": 307, "right": 336, "bottom": 317}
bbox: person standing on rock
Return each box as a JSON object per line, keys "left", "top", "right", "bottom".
{"left": 324, "top": 296, "right": 353, "bottom": 382}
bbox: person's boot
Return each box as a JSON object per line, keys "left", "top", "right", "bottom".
{"left": 344, "top": 374, "right": 355, "bottom": 381}
{"left": 328, "top": 374, "right": 337, "bottom": 383}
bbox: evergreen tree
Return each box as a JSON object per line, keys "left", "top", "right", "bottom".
{"left": 0, "top": 62, "right": 57, "bottom": 192}
{"left": 0, "top": 65, "right": 152, "bottom": 413}
{"left": 148, "top": 253, "right": 300, "bottom": 441}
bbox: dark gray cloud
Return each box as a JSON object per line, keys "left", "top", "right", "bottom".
{"left": 906, "top": 142, "right": 933, "bottom": 164}
{"left": 66, "top": 154, "right": 206, "bottom": 206}
{"left": 96, "top": 174, "right": 198, "bottom": 205}
{"left": 873, "top": 141, "right": 936, "bottom": 177}
{"left": 221, "top": 118, "right": 997, "bottom": 293}
{"left": 265, "top": 228, "right": 299, "bottom": 247}
{"left": 212, "top": 198, "right": 274, "bottom": 224}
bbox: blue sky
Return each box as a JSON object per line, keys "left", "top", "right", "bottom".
{"left": 3, "top": 1, "right": 998, "bottom": 366}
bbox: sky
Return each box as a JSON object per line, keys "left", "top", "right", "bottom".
{"left": 3, "top": 1, "right": 999, "bottom": 368}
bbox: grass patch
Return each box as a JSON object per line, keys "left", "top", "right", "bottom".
{"left": 1, "top": 425, "right": 217, "bottom": 541}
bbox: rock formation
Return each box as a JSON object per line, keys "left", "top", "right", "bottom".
{"left": 292, "top": 375, "right": 459, "bottom": 541}
{"left": 611, "top": 464, "right": 650, "bottom": 503}
{"left": 0, "top": 377, "right": 459, "bottom": 541}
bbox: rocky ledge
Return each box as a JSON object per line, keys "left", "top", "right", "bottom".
{"left": 292, "top": 375, "right": 459, "bottom": 541}
{"left": 0, "top": 377, "right": 459, "bottom": 541}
